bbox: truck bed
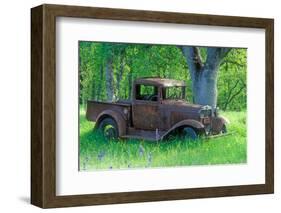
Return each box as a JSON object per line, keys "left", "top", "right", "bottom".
{"left": 86, "top": 100, "right": 131, "bottom": 122}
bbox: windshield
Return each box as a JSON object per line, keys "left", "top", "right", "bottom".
{"left": 162, "top": 86, "right": 185, "bottom": 100}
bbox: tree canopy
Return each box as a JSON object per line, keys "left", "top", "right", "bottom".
{"left": 79, "top": 41, "right": 247, "bottom": 111}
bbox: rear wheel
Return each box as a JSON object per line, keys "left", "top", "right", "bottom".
{"left": 98, "top": 118, "right": 119, "bottom": 140}
{"left": 182, "top": 127, "right": 198, "bottom": 140}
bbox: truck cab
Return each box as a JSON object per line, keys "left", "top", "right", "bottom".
{"left": 132, "top": 78, "right": 187, "bottom": 131}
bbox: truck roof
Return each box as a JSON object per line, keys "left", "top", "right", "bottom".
{"left": 134, "top": 77, "right": 186, "bottom": 87}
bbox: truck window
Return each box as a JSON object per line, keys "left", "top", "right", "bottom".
{"left": 162, "top": 86, "right": 185, "bottom": 100}
{"left": 135, "top": 84, "right": 158, "bottom": 101}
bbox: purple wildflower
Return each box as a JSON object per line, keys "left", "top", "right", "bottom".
{"left": 139, "top": 144, "right": 145, "bottom": 157}
{"left": 97, "top": 151, "right": 105, "bottom": 161}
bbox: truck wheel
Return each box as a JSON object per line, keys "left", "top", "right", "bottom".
{"left": 221, "top": 124, "right": 227, "bottom": 134}
{"left": 182, "top": 127, "right": 198, "bottom": 140}
{"left": 98, "top": 118, "right": 119, "bottom": 140}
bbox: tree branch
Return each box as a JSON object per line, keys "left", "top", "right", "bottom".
{"left": 219, "top": 48, "right": 232, "bottom": 59}
{"left": 180, "top": 46, "right": 203, "bottom": 69}
{"left": 179, "top": 46, "right": 204, "bottom": 81}
{"left": 205, "top": 47, "right": 232, "bottom": 70}
{"left": 227, "top": 83, "right": 246, "bottom": 108}
{"left": 223, "top": 80, "right": 240, "bottom": 110}
{"left": 223, "top": 80, "right": 246, "bottom": 110}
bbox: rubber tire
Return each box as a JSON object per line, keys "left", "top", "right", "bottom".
{"left": 98, "top": 118, "right": 119, "bottom": 140}
{"left": 221, "top": 124, "right": 227, "bottom": 134}
{"left": 182, "top": 127, "right": 198, "bottom": 141}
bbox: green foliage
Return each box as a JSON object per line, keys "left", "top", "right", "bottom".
{"left": 217, "top": 49, "right": 247, "bottom": 110}
{"left": 79, "top": 41, "right": 247, "bottom": 111}
{"left": 79, "top": 108, "right": 246, "bottom": 170}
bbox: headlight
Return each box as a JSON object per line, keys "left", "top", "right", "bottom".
{"left": 214, "top": 107, "right": 219, "bottom": 117}
{"left": 199, "top": 105, "right": 212, "bottom": 118}
{"left": 123, "top": 108, "right": 128, "bottom": 114}
{"left": 199, "top": 110, "right": 205, "bottom": 118}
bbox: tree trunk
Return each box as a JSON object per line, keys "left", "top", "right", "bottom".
{"left": 180, "top": 46, "right": 231, "bottom": 108}
{"left": 96, "top": 64, "right": 103, "bottom": 101}
{"left": 91, "top": 82, "right": 96, "bottom": 101}
{"left": 128, "top": 72, "right": 132, "bottom": 100}
{"left": 191, "top": 67, "right": 218, "bottom": 108}
{"left": 116, "top": 55, "right": 125, "bottom": 99}
{"left": 105, "top": 57, "right": 114, "bottom": 101}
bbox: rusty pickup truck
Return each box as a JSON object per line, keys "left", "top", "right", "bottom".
{"left": 86, "top": 77, "right": 228, "bottom": 141}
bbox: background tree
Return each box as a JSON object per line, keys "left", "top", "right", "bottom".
{"left": 180, "top": 47, "right": 231, "bottom": 108}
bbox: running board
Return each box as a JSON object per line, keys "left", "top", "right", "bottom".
{"left": 121, "top": 129, "right": 233, "bottom": 141}
{"left": 121, "top": 135, "right": 158, "bottom": 141}
{"left": 203, "top": 132, "right": 234, "bottom": 139}
{"left": 121, "top": 128, "right": 165, "bottom": 141}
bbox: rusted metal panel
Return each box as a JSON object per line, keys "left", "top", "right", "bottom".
{"left": 159, "top": 100, "right": 202, "bottom": 130}
{"left": 86, "top": 100, "right": 130, "bottom": 122}
{"left": 132, "top": 101, "right": 160, "bottom": 130}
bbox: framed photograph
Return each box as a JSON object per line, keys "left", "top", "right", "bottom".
{"left": 31, "top": 4, "right": 274, "bottom": 208}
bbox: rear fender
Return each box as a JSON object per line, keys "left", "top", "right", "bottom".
{"left": 96, "top": 110, "right": 127, "bottom": 136}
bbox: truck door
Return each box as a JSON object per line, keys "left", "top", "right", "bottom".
{"left": 132, "top": 84, "right": 161, "bottom": 130}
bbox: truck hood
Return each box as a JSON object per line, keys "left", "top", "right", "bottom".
{"left": 162, "top": 100, "right": 204, "bottom": 123}
{"left": 162, "top": 100, "right": 203, "bottom": 110}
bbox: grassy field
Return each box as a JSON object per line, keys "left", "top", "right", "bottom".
{"left": 79, "top": 108, "right": 247, "bottom": 171}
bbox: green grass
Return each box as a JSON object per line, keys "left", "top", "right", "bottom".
{"left": 79, "top": 108, "right": 247, "bottom": 171}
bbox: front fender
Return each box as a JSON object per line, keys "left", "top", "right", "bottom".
{"left": 96, "top": 110, "right": 127, "bottom": 136}
{"left": 218, "top": 115, "right": 230, "bottom": 124}
{"left": 211, "top": 115, "right": 229, "bottom": 134}
{"left": 161, "top": 119, "right": 204, "bottom": 139}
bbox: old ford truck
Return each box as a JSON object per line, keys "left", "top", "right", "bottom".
{"left": 86, "top": 77, "right": 228, "bottom": 141}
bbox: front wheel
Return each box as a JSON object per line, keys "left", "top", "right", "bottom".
{"left": 221, "top": 124, "right": 227, "bottom": 134}
{"left": 182, "top": 127, "right": 198, "bottom": 140}
{"left": 98, "top": 118, "right": 119, "bottom": 140}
